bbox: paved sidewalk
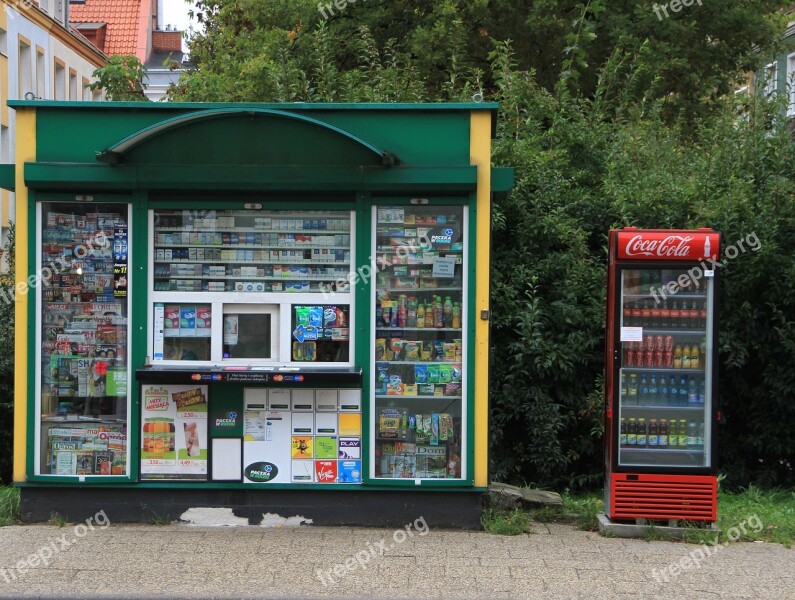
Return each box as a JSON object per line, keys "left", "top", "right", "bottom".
{"left": 0, "top": 520, "right": 791, "bottom": 599}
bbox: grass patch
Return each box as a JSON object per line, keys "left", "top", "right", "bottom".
{"left": 0, "top": 486, "right": 20, "bottom": 526}
{"left": 523, "top": 490, "right": 604, "bottom": 531}
{"left": 48, "top": 512, "right": 68, "bottom": 527}
{"left": 717, "top": 485, "right": 794, "bottom": 547}
{"left": 482, "top": 507, "right": 534, "bottom": 535}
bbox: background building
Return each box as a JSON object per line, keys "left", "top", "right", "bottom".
{"left": 0, "top": 0, "right": 106, "bottom": 266}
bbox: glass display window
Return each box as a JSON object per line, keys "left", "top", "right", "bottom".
{"left": 37, "top": 202, "right": 131, "bottom": 477}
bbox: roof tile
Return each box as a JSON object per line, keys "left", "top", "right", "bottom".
{"left": 69, "top": 0, "right": 150, "bottom": 59}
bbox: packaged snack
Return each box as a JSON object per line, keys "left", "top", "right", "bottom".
{"left": 445, "top": 382, "right": 461, "bottom": 397}
{"left": 439, "top": 364, "right": 453, "bottom": 384}
{"left": 295, "top": 306, "right": 310, "bottom": 327}
{"left": 443, "top": 343, "right": 457, "bottom": 362}
{"left": 452, "top": 363, "right": 462, "bottom": 382}
{"left": 404, "top": 341, "right": 420, "bottom": 361}
{"left": 433, "top": 341, "right": 446, "bottom": 361}
{"left": 376, "top": 362, "right": 390, "bottom": 394}
{"left": 430, "top": 414, "right": 440, "bottom": 446}
{"left": 390, "top": 338, "right": 405, "bottom": 361}
{"left": 427, "top": 364, "right": 440, "bottom": 383}
{"left": 309, "top": 306, "right": 323, "bottom": 327}
{"left": 423, "top": 416, "right": 433, "bottom": 442}
{"left": 434, "top": 385, "right": 445, "bottom": 396}
{"left": 379, "top": 408, "right": 403, "bottom": 438}
{"left": 375, "top": 339, "right": 387, "bottom": 361}
{"left": 387, "top": 375, "right": 403, "bottom": 396}
{"left": 418, "top": 384, "right": 435, "bottom": 395}
{"left": 403, "top": 384, "right": 418, "bottom": 396}
{"left": 420, "top": 341, "right": 434, "bottom": 361}
{"left": 414, "top": 364, "right": 428, "bottom": 384}
{"left": 439, "top": 414, "right": 450, "bottom": 441}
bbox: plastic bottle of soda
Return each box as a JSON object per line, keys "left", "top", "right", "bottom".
{"left": 627, "top": 374, "right": 638, "bottom": 404}
{"left": 697, "top": 422, "right": 705, "bottom": 449}
{"left": 659, "top": 300, "right": 670, "bottom": 329}
{"left": 443, "top": 296, "right": 453, "bottom": 328}
{"left": 620, "top": 418, "right": 627, "bottom": 447}
{"left": 417, "top": 301, "right": 426, "bottom": 328}
{"left": 620, "top": 373, "right": 628, "bottom": 399}
{"left": 650, "top": 301, "right": 661, "bottom": 328}
{"left": 674, "top": 345, "right": 683, "bottom": 369}
{"left": 687, "top": 420, "right": 698, "bottom": 448}
{"left": 670, "top": 301, "right": 681, "bottom": 329}
{"left": 682, "top": 345, "right": 692, "bottom": 369}
{"left": 623, "top": 302, "right": 633, "bottom": 326}
{"left": 452, "top": 302, "right": 461, "bottom": 329}
{"left": 699, "top": 301, "right": 708, "bottom": 328}
{"left": 667, "top": 375, "right": 677, "bottom": 405}
{"left": 434, "top": 296, "right": 444, "bottom": 328}
{"left": 628, "top": 418, "right": 637, "bottom": 446}
{"left": 639, "top": 374, "right": 649, "bottom": 404}
{"left": 649, "top": 374, "right": 658, "bottom": 405}
{"left": 648, "top": 419, "right": 659, "bottom": 447}
{"left": 637, "top": 418, "right": 647, "bottom": 447}
{"left": 691, "top": 344, "right": 701, "bottom": 370}
{"left": 631, "top": 301, "right": 642, "bottom": 327}
{"left": 687, "top": 376, "right": 698, "bottom": 406}
{"left": 689, "top": 301, "right": 699, "bottom": 329}
{"left": 424, "top": 300, "right": 433, "bottom": 328}
{"left": 678, "top": 419, "right": 688, "bottom": 448}
{"left": 641, "top": 300, "right": 652, "bottom": 328}
{"left": 660, "top": 375, "right": 669, "bottom": 403}
{"left": 659, "top": 419, "right": 669, "bottom": 447}
{"left": 699, "top": 378, "right": 706, "bottom": 405}
{"left": 667, "top": 420, "right": 678, "bottom": 448}
{"left": 678, "top": 376, "right": 688, "bottom": 407}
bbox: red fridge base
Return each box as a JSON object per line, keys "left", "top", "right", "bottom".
{"left": 608, "top": 472, "right": 717, "bottom": 522}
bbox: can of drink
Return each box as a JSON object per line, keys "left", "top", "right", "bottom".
{"left": 645, "top": 335, "right": 654, "bottom": 352}
{"left": 663, "top": 351, "right": 674, "bottom": 368}
{"left": 624, "top": 347, "right": 634, "bottom": 367}
{"left": 664, "top": 335, "right": 674, "bottom": 352}
{"left": 644, "top": 351, "right": 654, "bottom": 368}
{"left": 654, "top": 351, "right": 664, "bottom": 368}
{"left": 655, "top": 335, "right": 664, "bottom": 352}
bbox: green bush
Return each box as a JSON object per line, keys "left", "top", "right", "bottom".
{"left": 0, "top": 226, "right": 13, "bottom": 485}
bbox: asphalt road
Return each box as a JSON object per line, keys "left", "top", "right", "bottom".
{"left": 0, "top": 520, "right": 791, "bottom": 599}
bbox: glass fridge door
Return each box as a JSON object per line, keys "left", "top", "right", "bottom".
{"left": 371, "top": 205, "right": 466, "bottom": 480}
{"left": 617, "top": 267, "right": 714, "bottom": 469}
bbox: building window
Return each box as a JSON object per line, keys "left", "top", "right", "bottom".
{"left": 19, "top": 39, "right": 32, "bottom": 100}
{"left": 36, "top": 49, "right": 46, "bottom": 98}
{"left": 54, "top": 60, "right": 65, "bottom": 100}
{"left": 82, "top": 77, "right": 90, "bottom": 101}
{"left": 763, "top": 62, "right": 777, "bottom": 97}
{"left": 787, "top": 54, "right": 795, "bottom": 116}
{"left": 0, "top": 29, "right": 7, "bottom": 57}
{"left": 69, "top": 69, "right": 77, "bottom": 100}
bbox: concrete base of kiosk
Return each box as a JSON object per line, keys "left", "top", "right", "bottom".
{"left": 18, "top": 487, "right": 485, "bottom": 529}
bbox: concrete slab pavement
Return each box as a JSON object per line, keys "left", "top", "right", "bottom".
{"left": 0, "top": 520, "right": 791, "bottom": 599}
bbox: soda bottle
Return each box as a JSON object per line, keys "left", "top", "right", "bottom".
{"left": 407, "top": 296, "right": 418, "bottom": 327}
{"left": 627, "top": 374, "right": 638, "bottom": 403}
{"left": 667, "top": 420, "right": 678, "bottom": 448}
{"left": 670, "top": 301, "right": 681, "bottom": 329}
{"left": 689, "top": 301, "right": 699, "bottom": 329}
{"left": 637, "top": 418, "right": 647, "bottom": 447}
{"left": 659, "top": 419, "right": 669, "bottom": 447}
{"left": 648, "top": 419, "right": 659, "bottom": 447}
{"left": 417, "top": 301, "right": 425, "bottom": 328}
{"left": 624, "top": 343, "right": 634, "bottom": 367}
{"left": 697, "top": 422, "right": 705, "bottom": 449}
{"left": 649, "top": 374, "right": 659, "bottom": 405}
{"left": 434, "top": 296, "right": 444, "bottom": 328}
{"left": 660, "top": 375, "right": 668, "bottom": 402}
{"left": 687, "top": 420, "right": 698, "bottom": 448}
{"left": 631, "top": 301, "right": 642, "bottom": 327}
{"left": 424, "top": 300, "right": 433, "bottom": 328}
{"left": 641, "top": 271, "right": 650, "bottom": 294}
{"left": 398, "top": 294, "right": 408, "bottom": 328}
{"left": 699, "top": 378, "right": 706, "bottom": 405}
{"left": 641, "top": 300, "right": 652, "bottom": 328}
{"left": 620, "top": 418, "right": 627, "bottom": 447}
{"left": 627, "top": 418, "right": 637, "bottom": 446}
{"left": 639, "top": 374, "right": 649, "bottom": 404}
{"left": 659, "top": 300, "right": 670, "bottom": 329}
{"left": 668, "top": 375, "right": 678, "bottom": 405}
{"left": 678, "top": 376, "right": 688, "bottom": 407}
{"left": 674, "top": 345, "right": 683, "bottom": 369}
{"left": 452, "top": 302, "right": 461, "bottom": 329}
{"left": 687, "top": 376, "right": 698, "bottom": 406}
{"left": 443, "top": 296, "right": 453, "bottom": 328}
{"left": 623, "top": 302, "right": 633, "bottom": 326}
{"left": 620, "top": 373, "right": 628, "bottom": 399}
{"left": 699, "top": 301, "right": 708, "bottom": 329}
{"left": 678, "top": 419, "right": 688, "bottom": 448}
{"left": 681, "top": 345, "right": 691, "bottom": 369}
{"left": 691, "top": 344, "right": 700, "bottom": 369}
{"left": 650, "top": 301, "right": 661, "bottom": 328}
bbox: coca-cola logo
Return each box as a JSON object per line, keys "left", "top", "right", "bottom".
{"left": 625, "top": 235, "right": 694, "bottom": 258}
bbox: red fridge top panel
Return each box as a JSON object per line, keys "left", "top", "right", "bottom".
{"left": 615, "top": 229, "right": 719, "bottom": 262}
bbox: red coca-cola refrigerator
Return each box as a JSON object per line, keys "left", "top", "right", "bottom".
{"left": 604, "top": 227, "right": 720, "bottom": 522}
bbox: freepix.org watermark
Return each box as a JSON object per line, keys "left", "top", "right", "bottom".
{"left": 0, "top": 232, "right": 110, "bottom": 306}
{"left": 651, "top": 514, "right": 763, "bottom": 583}
{"left": 0, "top": 510, "right": 111, "bottom": 583}
{"left": 315, "top": 516, "right": 429, "bottom": 586}
{"left": 650, "top": 231, "right": 760, "bottom": 304}
{"left": 653, "top": 0, "right": 703, "bottom": 21}
{"left": 317, "top": 0, "right": 368, "bottom": 20}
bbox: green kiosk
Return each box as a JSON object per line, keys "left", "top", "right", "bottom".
{"left": 6, "top": 101, "right": 513, "bottom": 527}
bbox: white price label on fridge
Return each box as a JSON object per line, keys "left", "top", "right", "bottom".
{"left": 620, "top": 327, "right": 643, "bottom": 342}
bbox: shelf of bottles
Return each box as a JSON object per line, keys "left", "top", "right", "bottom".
{"left": 372, "top": 205, "right": 465, "bottom": 480}
{"left": 617, "top": 268, "right": 713, "bottom": 468}
{"left": 152, "top": 209, "right": 352, "bottom": 293}
{"left": 39, "top": 203, "right": 130, "bottom": 476}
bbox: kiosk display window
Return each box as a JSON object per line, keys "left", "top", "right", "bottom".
{"left": 371, "top": 205, "right": 467, "bottom": 480}
{"left": 38, "top": 202, "right": 130, "bottom": 477}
